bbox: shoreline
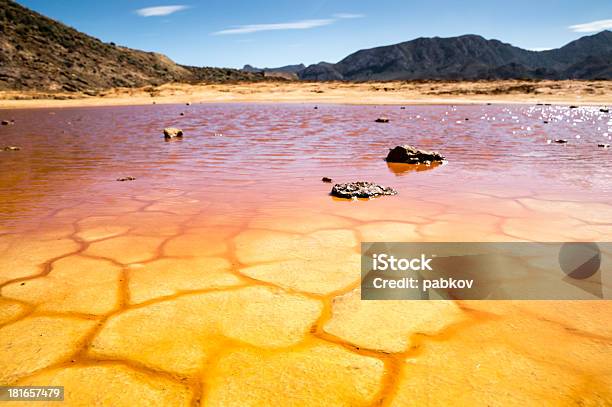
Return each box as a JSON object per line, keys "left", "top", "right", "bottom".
{"left": 1, "top": 80, "right": 611, "bottom": 109}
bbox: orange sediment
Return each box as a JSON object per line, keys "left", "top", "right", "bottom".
{"left": 0, "top": 103, "right": 611, "bottom": 405}
{"left": 1, "top": 190, "right": 611, "bottom": 406}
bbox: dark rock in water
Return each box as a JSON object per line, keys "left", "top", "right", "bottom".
{"left": 554, "top": 139, "right": 568, "bottom": 144}
{"left": 375, "top": 117, "right": 390, "bottom": 123}
{"left": 543, "top": 120, "right": 549, "bottom": 124}
{"left": 601, "top": 108, "right": 609, "bottom": 113}
{"left": 569, "top": 105, "right": 578, "bottom": 109}
{"left": 331, "top": 182, "right": 397, "bottom": 199}
{"left": 385, "top": 145, "right": 445, "bottom": 164}
{"left": 314, "top": 106, "right": 318, "bottom": 109}
{"left": 321, "top": 177, "right": 333, "bottom": 183}
{"left": 163, "top": 128, "right": 183, "bottom": 139}
{"left": 116, "top": 176, "right": 136, "bottom": 182}
{"left": 186, "top": 102, "right": 191, "bottom": 106}
{"left": 3, "top": 146, "right": 20, "bottom": 151}
{"left": 598, "top": 143, "right": 610, "bottom": 148}
{"left": 465, "top": 118, "right": 469, "bottom": 121}
{"left": 1, "top": 120, "right": 9, "bottom": 125}
{"left": 180, "top": 112, "right": 185, "bottom": 116}
{"left": 400, "top": 106, "right": 406, "bottom": 110}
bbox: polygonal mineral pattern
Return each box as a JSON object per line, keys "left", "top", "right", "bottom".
{"left": 323, "top": 289, "right": 465, "bottom": 353}
{"left": 2, "top": 255, "right": 122, "bottom": 315}
{"left": 0, "top": 234, "right": 80, "bottom": 284}
{"left": 0, "top": 316, "right": 97, "bottom": 383}
{"left": 84, "top": 235, "right": 165, "bottom": 264}
{"left": 389, "top": 312, "right": 612, "bottom": 406}
{"left": 239, "top": 249, "right": 360, "bottom": 295}
{"left": 128, "top": 257, "right": 243, "bottom": 304}
{"left": 89, "top": 286, "right": 322, "bottom": 375}
{"left": 204, "top": 341, "right": 385, "bottom": 407}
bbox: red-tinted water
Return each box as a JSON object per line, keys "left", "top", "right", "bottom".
{"left": 1, "top": 103, "right": 611, "bottom": 227}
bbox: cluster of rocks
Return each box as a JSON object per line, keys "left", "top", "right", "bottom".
{"left": 385, "top": 145, "right": 445, "bottom": 165}
{"left": 331, "top": 182, "right": 397, "bottom": 199}
{"left": 116, "top": 177, "right": 136, "bottom": 182}
{"left": 328, "top": 145, "right": 446, "bottom": 199}
{"left": 375, "top": 117, "right": 390, "bottom": 123}
{"left": 3, "top": 146, "right": 20, "bottom": 151}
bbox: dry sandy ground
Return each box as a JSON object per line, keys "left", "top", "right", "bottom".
{"left": 0, "top": 80, "right": 611, "bottom": 109}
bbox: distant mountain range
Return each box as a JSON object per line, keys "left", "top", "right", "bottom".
{"left": 242, "top": 64, "right": 306, "bottom": 74}
{"left": 242, "top": 64, "right": 305, "bottom": 80}
{"left": 0, "top": 0, "right": 263, "bottom": 92}
{"left": 298, "top": 32, "right": 612, "bottom": 80}
{"left": 1, "top": 0, "right": 611, "bottom": 93}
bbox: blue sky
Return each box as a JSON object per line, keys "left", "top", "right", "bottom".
{"left": 16, "top": 0, "right": 612, "bottom": 69}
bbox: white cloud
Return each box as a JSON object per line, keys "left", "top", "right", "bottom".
{"left": 334, "top": 13, "right": 365, "bottom": 19}
{"left": 568, "top": 19, "right": 612, "bottom": 33}
{"left": 213, "top": 19, "right": 334, "bottom": 35}
{"left": 529, "top": 47, "right": 552, "bottom": 51}
{"left": 212, "top": 14, "right": 364, "bottom": 36}
{"left": 135, "top": 5, "right": 189, "bottom": 17}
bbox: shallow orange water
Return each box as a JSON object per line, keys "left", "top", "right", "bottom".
{"left": 0, "top": 103, "right": 611, "bottom": 406}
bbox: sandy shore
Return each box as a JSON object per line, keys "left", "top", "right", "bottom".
{"left": 1, "top": 80, "right": 611, "bottom": 109}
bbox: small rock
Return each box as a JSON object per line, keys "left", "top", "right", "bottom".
{"left": 186, "top": 102, "right": 191, "bottom": 106}
{"left": 600, "top": 108, "right": 609, "bottom": 113}
{"left": 314, "top": 106, "right": 318, "bottom": 110}
{"left": 3, "top": 146, "right": 20, "bottom": 151}
{"left": 321, "top": 177, "right": 333, "bottom": 183}
{"left": 375, "top": 117, "right": 390, "bottom": 123}
{"left": 543, "top": 120, "right": 549, "bottom": 124}
{"left": 400, "top": 106, "right": 406, "bottom": 110}
{"left": 598, "top": 144, "right": 610, "bottom": 148}
{"left": 554, "top": 139, "right": 568, "bottom": 144}
{"left": 163, "top": 128, "right": 183, "bottom": 139}
{"left": 331, "top": 182, "right": 397, "bottom": 199}
{"left": 465, "top": 118, "right": 469, "bottom": 121}
{"left": 1, "top": 120, "right": 9, "bottom": 125}
{"left": 385, "top": 145, "right": 445, "bottom": 164}
{"left": 180, "top": 112, "right": 185, "bottom": 116}
{"left": 569, "top": 105, "right": 578, "bottom": 109}
{"left": 116, "top": 177, "right": 136, "bottom": 182}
